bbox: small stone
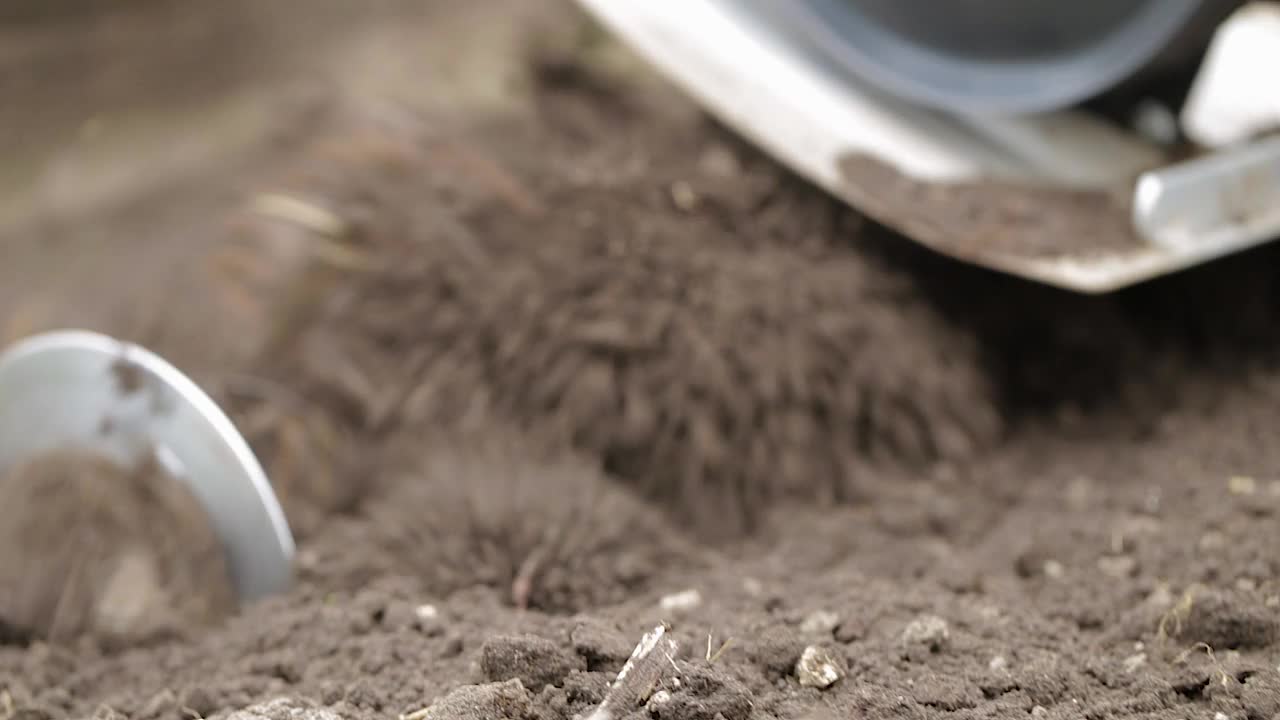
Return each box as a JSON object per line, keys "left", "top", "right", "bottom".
{"left": 480, "top": 634, "right": 585, "bottom": 689}
{"left": 670, "top": 181, "right": 699, "bottom": 211}
{"left": 800, "top": 610, "right": 840, "bottom": 636}
{"left": 901, "top": 615, "right": 950, "bottom": 657}
{"left": 988, "top": 655, "right": 1008, "bottom": 672}
{"left": 415, "top": 604, "right": 438, "bottom": 621}
{"left": 1199, "top": 531, "right": 1226, "bottom": 551}
{"left": 415, "top": 680, "right": 530, "bottom": 720}
{"left": 795, "top": 646, "right": 846, "bottom": 689}
{"left": 659, "top": 589, "right": 702, "bottom": 613}
{"left": 1097, "top": 555, "right": 1137, "bottom": 578}
{"left": 1031, "top": 706, "right": 1048, "bottom": 717}
{"left": 1123, "top": 653, "right": 1147, "bottom": 673}
{"left": 94, "top": 551, "right": 167, "bottom": 639}
{"left": 1228, "top": 476, "right": 1257, "bottom": 495}
{"left": 1214, "top": 713, "right": 1229, "bottom": 720}
{"left": 225, "top": 698, "right": 341, "bottom": 720}
{"left": 645, "top": 689, "right": 673, "bottom": 713}
{"left": 1043, "top": 560, "right": 1065, "bottom": 579}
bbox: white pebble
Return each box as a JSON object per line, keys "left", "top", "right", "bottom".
{"left": 800, "top": 610, "right": 840, "bottom": 635}
{"left": 1200, "top": 531, "right": 1226, "bottom": 551}
{"left": 1214, "top": 713, "right": 1229, "bottom": 720}
{"left": 795, "top": 646, "right": 846, "bottom": 689}
{"left": 670, "top": 181, "right": 699, "bottom": 211}
{"left": 1031, "top": 706, "right": 1048, "bottom": 717}
{"left": 1228, "top": 476, "right": 1257, "bottom": 495}
{"left": 1123, "top": 653, "right": 1147, "bottom": 673}
{"left": 415, "top": 604, "right": 439, "bottom": 621}
{"left": 1043, "top": 560, "right": 1065, "bottom": 579}
{"left": 988, "top": 655, "right": 1008, "bottom": 672}
{"left": 901, "top": 615, "right": 950, "bottom": 652}
{"left": 659, "top": 589, "right": 702, "bottom": 612}
{"left": 645, "top": 689, "right": 673, "bottom": 712}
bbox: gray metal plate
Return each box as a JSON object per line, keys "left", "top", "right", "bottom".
{"left": 0, "top": 330, "right": 294, "bottom": 602}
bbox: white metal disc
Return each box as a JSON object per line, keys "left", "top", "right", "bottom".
{"left": 0, "top": 330, "right": 294, "bottom": 603}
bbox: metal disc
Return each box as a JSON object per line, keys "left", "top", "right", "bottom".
{"left": 770, "top": 0, "right": 1207, "bottom": 115}
{"left": 0, "top": 330, "right": 294, "bottom": 602}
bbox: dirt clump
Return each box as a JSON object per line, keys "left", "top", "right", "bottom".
{"left": 1161, "top": 586, "right": 1279, "bottom": 650}
{"left": 417, "top": 678, "right": 533, "bottom": 720}
{"left": 0, "top": 448, "right": 236, "bottom": 648}
{"left": 480, "top": 634, "right": 586, "bottom": 689}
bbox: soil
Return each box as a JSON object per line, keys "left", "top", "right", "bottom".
{"left": 3, "top": 2, "right": 1280, "bottom": 720}
{"left": 0, "top": 450, "right": 236, "bottom": 650}
{"left": 837, "top": 155, "right": 1140, "bottom": 261}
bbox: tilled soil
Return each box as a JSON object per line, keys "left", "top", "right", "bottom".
{"left": 3, "top": 3, "right": 1280, "bottom": 720}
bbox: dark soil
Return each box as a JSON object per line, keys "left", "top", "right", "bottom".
{"left": 3, "top": 3, "right": 1280, "bottom": 720}
{"left": 0, "top": 449, "right": 236, "bottom": 649}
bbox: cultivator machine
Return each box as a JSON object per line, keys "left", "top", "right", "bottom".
{"left": 577, "top": 0, "right": 1280, "bottom": 293}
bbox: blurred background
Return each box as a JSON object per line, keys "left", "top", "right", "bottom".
{"left": 0, "top": 0, "right": 569, "bottom": 370}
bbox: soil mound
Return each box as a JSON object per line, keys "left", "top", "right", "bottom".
{"left": 243, "top": 66, "right": 1002, "bottom": 539}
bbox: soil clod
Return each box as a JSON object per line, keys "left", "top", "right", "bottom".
{"left": 480, "top": 634, "right": 586, "bottom": 690}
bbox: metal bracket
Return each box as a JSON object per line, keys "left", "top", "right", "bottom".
{"left": 1134, "top": 134, "right": 1280, "bottom": 255}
